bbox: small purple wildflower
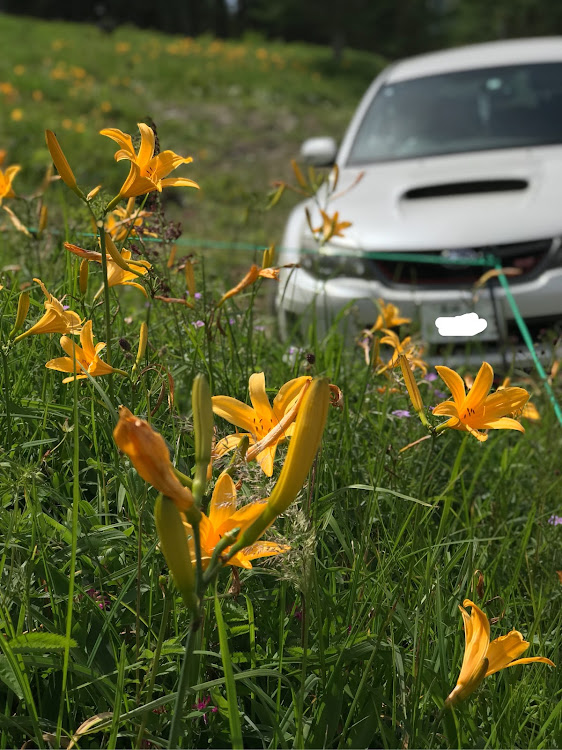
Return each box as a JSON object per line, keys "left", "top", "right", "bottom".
{"left": 424, "top": 372, "right": 438, "bottom": 382}
{"left": 434, "top": 390, "right": 447, "bottom": 399}
{"left": 195, "top": 292, "right": 202, "bottom": 300}
{"left": 548, "top": 514, "right": 562, "bottom": 526}
{"left": 192, "top": 320, "right": 205, "bottom": 328}
{"left": 391, "top": 409, "right": 411, "bottom": 418}
{"left": 229, "top": 317, "right": 235, "bottom": 325}
{"left": 254, "top": 325, "right": 266, "bottom": 332}
{"left": 63, "top": 305, "right": 70, "bottom": 311}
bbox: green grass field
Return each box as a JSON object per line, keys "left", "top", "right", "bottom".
{"left": 0, "top": 13, "right": 561, "bottom": 750}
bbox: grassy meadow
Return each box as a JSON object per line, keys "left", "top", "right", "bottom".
{"left": 0, "top": 13, "right": 561, "bottom": 750}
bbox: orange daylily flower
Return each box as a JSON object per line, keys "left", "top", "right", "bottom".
{"left": 0, "top": 152, "right": 20, "bottom": 204}
{"left": 434, "top": 362, "right": 529, "bottom": 441}
{"left": 216, "top": 246, "right": 296, "bottom": 308}
{"left": 376, "top": 328, "right": 427, "bottom": 376}
{"left": 312, "top": 208, "right": 352, "bottom": 244}
{"left": 45, "top": 320, "right": 124, "bottom": 383}
{"left": 182, "top": 472, "right": 289, "bottom": 570}
{"left": 113, "top": 406, "right": 196, "bottom": 514}
{"left": 212, "top": 372, "right": 311, "bottom": 476}
{"left": 64, "top": 238, "right": 151, "bottom": 298}
{"left": 14, "top": 278, "right": 82, "bottom": 342}
{"left": 368, "top": 299, "right": 411, "bottom": 333}
{"left": 445, "top": 599, "right": 555, "bottom": 707}
{"left": 105, "top": 196, "right": 154, "bottom": 242}
{"left": 100, "top": 122, "right": 199, "bottom": 202}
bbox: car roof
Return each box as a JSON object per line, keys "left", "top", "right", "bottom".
{"left": 386, "top": 37, "right": 562, "bottom": 83}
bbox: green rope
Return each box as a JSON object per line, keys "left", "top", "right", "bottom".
{"left": 493, "top": 262, "right": 562, "bottom": 426}
{"left": 16, "top": 227, "right": 562, "bottom": 423}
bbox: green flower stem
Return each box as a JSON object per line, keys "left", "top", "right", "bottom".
{"left": 136, "top": 582, "right": 172, "bottom": 747}
{"left": 172, "top": 467, "right": 193, "bottom": 490}
{"left": 98, "top": 223, "right": 114, "bottom": 401}
{"left": 1, "top": 349, "right": 12, "bottom": 449}
{"left": 202, "top": 527, "right": 241, "bottom": 586}
{"left": 55, "top": 346, "right": 80, "bottom": 746}
{"left": 167, "top": 616, "right": 202, "bottom": 749}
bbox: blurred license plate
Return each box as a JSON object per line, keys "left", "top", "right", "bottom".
{"left": 421, "top": 298, "right": 500, "bottom": 343}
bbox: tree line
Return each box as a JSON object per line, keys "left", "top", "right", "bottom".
{"left": 3, "top": 0, "right": 562, "bottom": 59}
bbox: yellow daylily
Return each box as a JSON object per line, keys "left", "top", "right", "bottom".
{"left": 183, "top": 472, "right": 289, "bottom": 570}
{"left": 311, "top": 208, "right": 352, "bottom": 244}
{"left": 105, "top": 196, "right": 154, "bottom": 242}
{"left": 100, "top": 122, "right": 199, "bottom": 202}
{"left": 216, "top": 247, "right": 295, "bottom": 308}
{"left": 0, "top": 153, "right": 20, "bottom": 204}
{"left": 113, "top": 406, "right": 197, "bottom": 516}
{"left": 14, "top": 278, "right": 82, "bottom": 342}
{"left": 445, "top": 599, "right": 555, "bottom": 707}
{"left": 368, "top": 299, "right": 411, "bottom": 333}
{"left": 376, "top": 329, "right": 427, "bottom": 376}
{"left": 434, "top": 362, "right": 529, "bottom": 441}
{"left": 64, "top": 239, "right": 151, "bottom": 298}
{"left": 45, "top": 320, "right": 124, "bottom": 383}
{"left": 212, "top": 372, "right": 311, "bottom": 476}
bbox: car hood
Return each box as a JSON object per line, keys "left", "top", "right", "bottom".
{"left": 321, "top": 146, "right": 562, "bottom": 251}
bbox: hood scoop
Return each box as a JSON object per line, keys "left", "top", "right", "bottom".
{"left": 403, "top": 179, "right": 528, "bottom": 199}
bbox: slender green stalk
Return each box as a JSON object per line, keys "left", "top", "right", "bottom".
{"left": 98, "top": 224, "right": 114, "bottom": 401}
{"left": 167, "top": 618, "right": 202, "bottom": 749}
{"left": 1, "top": 349, "right": 12, "bottom": 449}
{"left": 136, "top": 585, "right": 172, "bottom": 746}
{"left": 55, "top": 346, "right": 80, "bottom": 746}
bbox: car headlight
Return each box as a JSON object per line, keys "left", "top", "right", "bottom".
{"left": 299, "top": 238, "right": 367, "bottom": 280}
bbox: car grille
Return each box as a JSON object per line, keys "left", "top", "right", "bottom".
{"left": 366, "top": 238, "right": 558, "bottom": 289}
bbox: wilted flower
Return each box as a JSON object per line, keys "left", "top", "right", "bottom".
{"left": 113, "top": 406, "right": 195, "bottom": 513}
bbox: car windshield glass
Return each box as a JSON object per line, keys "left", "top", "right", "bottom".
{"left": 347, "top": 62, "right": 562, "bottom": 164}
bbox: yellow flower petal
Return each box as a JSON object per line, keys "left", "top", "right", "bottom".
{"left": 435, "top": 366, "right": 466, "bottom": 408}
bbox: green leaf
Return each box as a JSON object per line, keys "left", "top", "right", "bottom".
{"left": 214, "top": 585, "right": 243, "bottom": 750}
{"left": 0, "top": 656, "right": 24, "bottom": 700}
{"left": 9, "top": 633, "right": 78, "bottom": 653}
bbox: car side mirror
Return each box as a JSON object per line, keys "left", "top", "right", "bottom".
{"left": 300, "top": 137, "right": 337, "bottom": 166}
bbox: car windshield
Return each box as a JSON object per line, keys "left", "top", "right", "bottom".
{"left": 347, "top": 62, "right": 562, "bottom": 164}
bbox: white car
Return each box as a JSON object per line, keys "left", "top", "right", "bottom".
{"left": 276, "top": 37, "right": 562, "bottom": 366}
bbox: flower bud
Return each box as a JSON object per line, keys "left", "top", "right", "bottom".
{"left": 45, "top": 130, "right": 84, "bottom": 198}
{"left": 9, "top": 291, "right": 30, "bottom": 338}
{"left": 79, "top": 259, "right": 89, "bottom": 296}
{"left": 113, "top": 405, "right": 199, "bottom": 521}
{"left": 136, "top": 322, "right": 148, "bottom": 366}
{"left": 154, "top": 495, "right": 198, "bottom": 612}
{"left": 232, "top": 377, "right": 330, "bottom": 551}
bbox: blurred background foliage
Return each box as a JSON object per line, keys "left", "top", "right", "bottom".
{"left": 3, "top": 0, "right": 562, "bottom": 61}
